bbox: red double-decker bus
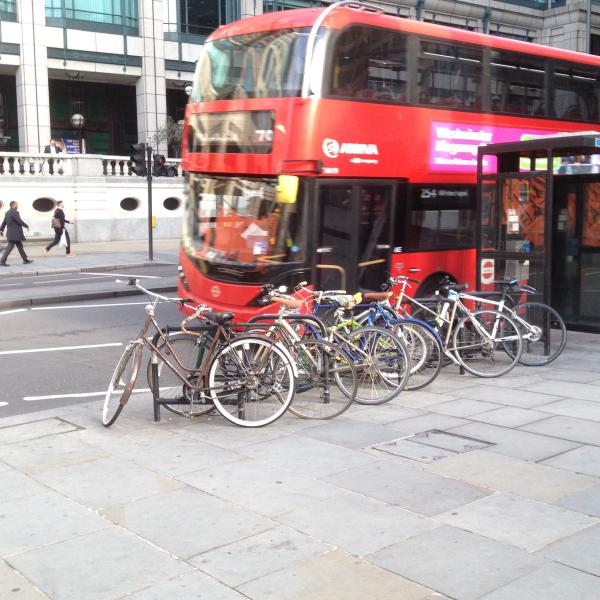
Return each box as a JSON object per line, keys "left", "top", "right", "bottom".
{"left": 179, "top": 1, "right": 600, "bottom": 319}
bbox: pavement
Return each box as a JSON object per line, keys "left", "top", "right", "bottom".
{"left": 0, "top": 238, "right": 179, "bottom": 308}
{"left": 1, "top": 331, "right": 600, "bottom": 599}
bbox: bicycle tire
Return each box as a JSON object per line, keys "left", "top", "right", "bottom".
{"left": 289, "top": 339, "right": 357, "bottom": 419}
{"left": 452, "top": 309, "right": 523, "bottom": 378}
{"left": 146, "top": 333, "right": 214, "bottom": 417}
{"left": 344, "top": 325, "right": 410, "bottom": 405}
{"left": 393, "top": 320, "right": 443, "bottom": 391}
{"left": 102, "top": 342, "right": 142, "bottom": 427}
{"left": 207, "top": 337, "right": 296, "bottom": 427}
{"left": 512, "top": 302, "right": 567, "bottom": 366}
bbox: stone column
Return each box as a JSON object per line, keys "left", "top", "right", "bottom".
{"left": 15, "top": 0, "right": 50, "bottom": 152}
{"left": 137, "top": 0, "right": 168, "bottom": 154}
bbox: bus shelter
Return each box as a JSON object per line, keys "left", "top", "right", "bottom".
{"left": 477, "top": 133, "right": 600, "bottom": 332}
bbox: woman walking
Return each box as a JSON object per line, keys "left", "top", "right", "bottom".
{"left": 43, "top": 201, "right": 75, "bottom": 257}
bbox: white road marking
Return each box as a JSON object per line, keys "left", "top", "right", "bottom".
{"left": 33, "top": 275, "right": 110, "bottom": 285}
{"left": 24, "top": 387, "right": 156, "bottom": 401}
{"left": 0, "top": 402, "right": 8, "bottom": 407}
{"left": 0, "top": 308, "right": 28, "bottom": 315}
{"left": 0, "top": 342, "right": 123, "bottom": 356}
{"left": 0, "top": 283, "right": 24, "bottom": 288}
{"left": 81, "top": 271, "right": 160, "bottom": 279}
{"left": 31, "top": 302, "right": 150, "bottom": 311}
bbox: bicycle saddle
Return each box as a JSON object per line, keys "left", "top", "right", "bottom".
{"left": 204, "top": 311, "right": 235, "bottom": 325}
{"left": 440, "top": 283, "right": 468, "bottom": 295}
{"left": 362, "top": 291, "right": 393, "bottom": 302}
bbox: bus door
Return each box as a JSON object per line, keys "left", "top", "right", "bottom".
{"left": 314, "top": 181, "right": 395, "bottom": 292}
{"left": 552, "top": 179, "right": 600, "bottom": 326}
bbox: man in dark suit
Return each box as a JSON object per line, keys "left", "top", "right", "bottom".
{"left": 0, "top": 201, "right": 34, "bottom": 266}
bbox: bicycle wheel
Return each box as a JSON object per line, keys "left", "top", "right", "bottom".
{"left": 289, "top": 339, "right": 356, "bottom": 419}
{"left": 146, "top": 333, "right": 214, "bottom": 417}
{"left": 207, "top": 337, "right": 296, "bottom": 427}
{"left": 512, "top": 302, "right": 567, "bottom": 366}
{"left": 393, "top": 320, "right": 443, "bottom": 391}
{"left": 452, "top": 309, "right": 522, "bottom": 378}
{"left": 345, "top": 326, "right": 410, "bottom": 405}
{"left": 102, "top": 342, "right": 142, "bottom": 427}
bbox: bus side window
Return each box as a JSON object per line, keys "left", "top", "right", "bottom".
{"left": 553, "top": 63, "right": 599, "bottom": 122}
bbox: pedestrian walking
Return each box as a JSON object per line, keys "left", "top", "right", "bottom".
{"left": 0, "top": 201, "right": 34, "bottom": 266}
{"left": 43, "top": 201, "right": 75, "bottom": 257}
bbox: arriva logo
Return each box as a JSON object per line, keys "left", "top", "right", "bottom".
{"left": 322, "top": 138, "right": 379, "bottom": 159}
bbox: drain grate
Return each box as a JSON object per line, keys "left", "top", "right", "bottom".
{"left": 0, "top": 418, "right": 83, "bottom": 446}
{"left": 373, "top": 430, "right": 492, "bottom": 464}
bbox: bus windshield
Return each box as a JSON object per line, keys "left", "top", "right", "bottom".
{"left": 183, "top": 174, "right": 306, "bottom": 283}
{"left": 191, "top": 28, "right": 310, "bottom": 102}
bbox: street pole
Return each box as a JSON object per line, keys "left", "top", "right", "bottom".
{"left": 146, "top": 145, "right": 154, "bottom": 261}
{"left": 587, "top": 0, "right": 592, "bottom": 54}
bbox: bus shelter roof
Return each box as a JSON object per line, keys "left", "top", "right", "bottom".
{"left": 478, "top": 132, "right": 600, "bottom": 159}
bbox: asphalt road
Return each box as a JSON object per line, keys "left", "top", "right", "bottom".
{"left": 0, "top": 264, "right": 177, "bottom": 307}
{"left": 0, "top": 295, "right": 186, "bottom": 418}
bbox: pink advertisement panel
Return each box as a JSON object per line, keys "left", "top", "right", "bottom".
{"left": 430, "top": 122, "right": 563, "bottom": 173}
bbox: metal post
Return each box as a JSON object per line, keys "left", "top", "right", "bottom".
{"left": 151, "top": 357, "right": 161, "bottom": 422}
{"left": 587, "top": 0, "right": 592, "bottom": 54}
{"left": 146, "top": 145, "right": 154, "bottom": 261}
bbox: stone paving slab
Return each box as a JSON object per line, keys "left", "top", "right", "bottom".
{"left": 540, "top": 523, "right": 600, "bottom": 577}
{"left": 384, "top": 413, "right": 469, "bottom": 435}
{"left": 344, "top": 404, "right": 424, "bottom": 424}
{"left": 479, "top": 562, "right": 600, "bottom": 600}
{"left": 321, "top": 459, "right": 490, "bottom": 517}
{"left": 436, "top": 492, "right": 597, "bottom": 551}
{"left": 553, "top": 485, "right": 600, "bottom": 517}
{"left": 0, "top": 417, "right": 80, "bottom": 445}
{"left": 274, "top": 490, "right": 438, "bottom": 556}
{"left": 191, "top": 526, "right": 332, "bottom": 587}
{"left": 522, "top": 380, "right": 600, "bottom": 402}
{"left": 424, "top": 450, "right": 597, "bottom": 502}
{"left": 427, "top": 398, "right": 503, "bottom": 417}
{"left": 177, "top": 457, "right": 340, "bottom": 518}
{"left": 123, "top": 571, "right": 249, "bottom": 600}
{"left": 540, "top": 398, "right": 600, "bottom": 421}
{"left": 237, "top": 549, "right": 436, "bottom": 600}
{"left": 452, "top": 384, "right": 564, "bottom": 408}
{"left": 0, "top": 491, "right": 109, "bottom": 558}
{"left": 0, "top": 561, "right": 48, "bottom": 599}
{"left": 31, "top": 456, "right": 184, "bottom": 509}
{"left": 8, "top": 527, "right": 191, "bottom": 600}
{"left": 372, "top": 438, "right": 457, "bottom": 463}
{"left": 521, "top": 415, "right": 600, "bottom": 446}
{"left": 102, "top": 486, "right": 276, "bottom": 559}
{"left": 0, "top": 470, "right": 49, "bottom": 502}
{"left": 543, "top": 445, "right": 600, "bottom": 477}
{"left": 369, "top": 525, "right": 543, "bottom": 600}
{"left": 471, "top": 405, "right": 551, "bottom": 428}
{"left": 446, "top": 421, "right": 581, "bottom": 461}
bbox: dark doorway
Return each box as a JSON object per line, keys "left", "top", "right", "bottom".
{"left": 0, "top": 74, "right": 19, "bottom": 151}
{"left": 49, "top": 79, "right": 137, "bottom": 155}
{"left": 314, "top": 180, "right": 395, "bottom": 292}
{"left": 552, "top": 178, "right": 600, "bottom": 328}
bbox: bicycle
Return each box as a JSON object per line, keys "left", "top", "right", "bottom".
{"left": 266, "top": 284, "right": 411, "bottom": 404}
{"left": 390, "top": 277, "right": 524, "bottom": 378}
{"left": 102, "top": 279, "right": 297, "bottom": 428}
{"left": 248, "top": 292, "right": 358, "bottom": 419}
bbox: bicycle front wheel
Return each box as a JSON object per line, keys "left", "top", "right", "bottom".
{"left": 102, "top": 342, "right": 142, "bottom": 427}
{"left": 512, "top": 302, "right": 567, "bottom": 366}
{"left": 207, "top": 337, "right": 296, "bottom": 427}
{"left": 290, "top": 339, "right": 357, "bottom": 419}
{"left": 146, "top": 333, "right": 214, "bottom": 417}
{"left": 393, "top": 320, "right": 443, "bottom": 391}
{"left": 346, "top": 326, "right": 410, "bottom": 405}
{"left": 452, "top": 309, "right": 522, "bottom": 378}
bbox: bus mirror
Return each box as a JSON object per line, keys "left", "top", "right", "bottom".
{"left": 276, "top": 175, "right": 299, "bottom": 204}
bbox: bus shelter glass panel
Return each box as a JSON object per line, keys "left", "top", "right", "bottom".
{"left": 500, "top": 175, "right": 546, "bottom": 254}
{"left": 480, "top": 179, "right": 498, "bottom": 252}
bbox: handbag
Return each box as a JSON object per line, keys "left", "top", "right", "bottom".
{"left": 51, "top": 216, "right": 61, "bottom": 229}
{"left": 59, "top": 230, "right": 68, "bottom": 247}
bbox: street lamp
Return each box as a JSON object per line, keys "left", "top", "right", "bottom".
{"left": 70, "top": 113, "right": 86, "bottom": 153}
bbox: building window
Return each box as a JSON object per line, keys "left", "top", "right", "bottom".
{"left": 45, "top": 0, "right": 138, "bottom": 31}
{"left": 263, "top": 0, "right": 323, "bottom": 12}
{"left": 0, "top": 0, "right": 16, "bottom": 20}
{"left": 164, "top": 0, "right": 230, "bottom": 37}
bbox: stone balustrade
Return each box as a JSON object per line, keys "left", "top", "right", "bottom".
{"left": 0, "top": 152, "right": 183, "bottom": 178}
